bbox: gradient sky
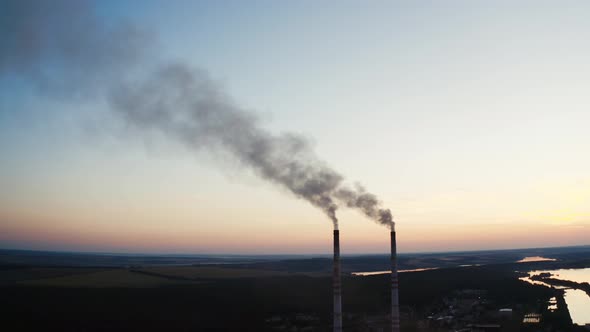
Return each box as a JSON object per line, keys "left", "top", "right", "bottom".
{"left": 1, "top": 0, "right": 589, "bottom": 254}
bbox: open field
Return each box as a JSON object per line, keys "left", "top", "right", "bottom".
{"left": 0, "top": 264, "right": 566, "bottom": 331}
{"left": 18, "top": 269, "right": 195, "bottom": 288}
{"left": 136, "top": 266, "right": 291, "bottom": 279}
{"left": 0, "top": 266, "right": 295, "bottom": 287}
{"left": 1, "top": 246, "right": 589, "bottom": 331}
{"left": 0, "top": 267, "right": 104, "bottom": 285}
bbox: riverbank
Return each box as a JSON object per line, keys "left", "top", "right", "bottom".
{"left": 525, "top": 269, "right": 590, "bottom": 327}
{"left": 531, "top": 275, "right": 590, "bottom": 297}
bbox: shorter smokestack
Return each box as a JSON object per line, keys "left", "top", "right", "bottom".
{"left": 333, "top": 229, "right": 343, "bottom": 332}
{"left": 391, "top": 225, "right": 400, "bottom": 332}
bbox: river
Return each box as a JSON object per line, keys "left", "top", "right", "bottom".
{"left": 521, "top": 267, "right": 590, "bottom": 326}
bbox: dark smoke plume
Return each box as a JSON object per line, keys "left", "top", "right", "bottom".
{"left": 0, "top": 0, "right": 150, "bottom": 98}
{"left": 336, "top": 185, "right": 393, "bottom": 228}
{"left": 1, "top": 0, "right": 393, "bottom": 229}
{"left": 110, "top": 63, "right": 342, "bottom": 226}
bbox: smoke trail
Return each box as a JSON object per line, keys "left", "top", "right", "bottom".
{"left": 1, "top": 0, "right": 393, "bottom": 229}
{"left": 109, "top": 63, "right": 342, "bottom": 226}
{"left": 0, "top": 0, "right": 150, "bottom": 99}
{"left": 335, "top": 185, "right": 394, "bottom": 229}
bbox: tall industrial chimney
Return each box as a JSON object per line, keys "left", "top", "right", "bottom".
{"left": 333, "top": 229, "right": 343, "bottom": 332}
{"left": 390, "top": 224, "right": 400, "bottom": 332}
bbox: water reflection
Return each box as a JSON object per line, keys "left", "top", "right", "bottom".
{"left": 351, "top": 264, "right": 489, "bottom": 276}
{"left": 516, "top": 256, "right": 557, "bottom": 263}
{"left": 547, "top": 297, "right": 557, "bottom": 311}
{"left": 520, "top": 268, "right": 590, "bottom": 326}
{"left": 543, "top": 268, "right": 590, "bottom": 284}
{"left": 518, "top": 275, "right": 564, "bottom": 288}
{"left": 351, "top": 267, "right": 438, "bottom": 276}
{"left": 564, "top": 289, "right": 590, "bottom": 326}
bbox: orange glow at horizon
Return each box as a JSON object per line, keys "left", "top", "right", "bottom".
{"left": 2, "top": 210, "right": 588, "bottom": 254}
{"left": 1, "top": 170, "right": 589, "bottom": 254}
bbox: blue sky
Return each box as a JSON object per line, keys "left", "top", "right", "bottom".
{"left": 1, "top": 1, "right": 589, "bottom": 254}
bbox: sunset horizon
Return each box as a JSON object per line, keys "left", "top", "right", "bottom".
{"left": 2, "top": 1, "right": 589, "bottom": 256}
{"left": 2, "top": 1, "right": 590, "bottom": 330}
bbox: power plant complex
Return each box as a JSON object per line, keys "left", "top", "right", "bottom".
{"left": 333, "top": 224, "right": 400, "bottom": 332}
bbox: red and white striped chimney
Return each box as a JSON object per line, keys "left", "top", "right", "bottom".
{"left": 391, "top": 224, "right": 400, "bottom": 332}
{"left": 333, "top": 229, "right": 343, "bottom": 332}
